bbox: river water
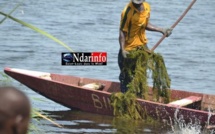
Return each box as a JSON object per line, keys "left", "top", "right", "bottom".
{"left": 0, "top": 0, "right": 215, "bottom": 133}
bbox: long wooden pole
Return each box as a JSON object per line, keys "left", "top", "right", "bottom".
{"left": 150, "top": 0, "right": 197, "bottom": 52}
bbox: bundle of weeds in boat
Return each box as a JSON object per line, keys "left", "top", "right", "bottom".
{"left": 111, "top": 47, "right": 171, "bottom": 120}
{"left": 125, "top": 47, "right": 171, "bottom": 102}
{"left": 151, "top": 53, "right": 171, "bottom": 103}
{"left": 111, "top": 92, "right": 143, "bottom": 120}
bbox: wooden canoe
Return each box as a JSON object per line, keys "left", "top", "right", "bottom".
{"left": 4, "top": 67, "right": 215, "bottom": 127}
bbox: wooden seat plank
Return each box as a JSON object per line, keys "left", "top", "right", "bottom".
{"left": 168, "top": 96, "right": 202, "bottom": 107}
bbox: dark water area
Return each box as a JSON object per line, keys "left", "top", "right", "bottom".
{"left": 41, "top": 110, "right": 170, "bottom": 134}
{"left": 0, "top": 0, "right": 215, "bottom": 133}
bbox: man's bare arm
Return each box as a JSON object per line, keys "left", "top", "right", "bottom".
{"left": 119, "top": 30, "right": 129, "bottom": 58}
{"left": 119, "top": 30, "right": 126, "bottom": 49}
{"left": 146, "top": 22, "right": 163, "bottom": 34}
{"left": 146, "top": 22, "right": 173, "bottom": 37}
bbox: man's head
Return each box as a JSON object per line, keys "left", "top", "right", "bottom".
{"left": 0, "top": 87, "right": 31, "bottom": 134}
{"left": 131, "top": 0, "right": 145, "bottom": 5}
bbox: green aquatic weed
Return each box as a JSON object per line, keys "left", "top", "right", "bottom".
{"left": 111, "top": 47, "right": 171, "bottom": 119}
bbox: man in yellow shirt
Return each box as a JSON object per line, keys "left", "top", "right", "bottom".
{"left": 118, "top": 0, "right": 172, "bottom": 93}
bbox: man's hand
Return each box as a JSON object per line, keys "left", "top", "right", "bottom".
{"left": 162, "top": 28, "right": 173, "bottom": 37}
{"left": 122, "top": 49, "right": 129, "bottom": 58}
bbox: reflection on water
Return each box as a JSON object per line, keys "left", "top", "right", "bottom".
{"left": 1, "top": 0, "right": 215, "bottom": 133}
{"left": 42, "top": 110, "right": 171, "bottom": 134}
{"left": 42, "top": 110, "right": 213, "bottom": 134}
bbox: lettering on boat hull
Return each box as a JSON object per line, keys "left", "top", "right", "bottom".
{"left": 91, "top": 94, "right": 112, "bottom": 110}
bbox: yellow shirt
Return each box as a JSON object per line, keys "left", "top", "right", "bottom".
{"left": 120, "top": 2, "right": 150, "bottom": 51}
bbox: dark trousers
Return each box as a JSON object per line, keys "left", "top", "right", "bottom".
{"left": 118, "top": 49, "right": 134, "bottom": 93}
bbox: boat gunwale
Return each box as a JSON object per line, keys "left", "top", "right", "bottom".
{"left": 4, "top": 67, "right": 113, "bottom": 95}
{"left": 4, "top": 67, "right": 215, "bottom": 116}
